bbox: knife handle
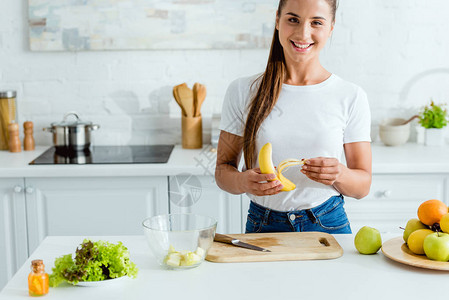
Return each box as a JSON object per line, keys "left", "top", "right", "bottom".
{"left": 214, "top": 233, "right": 235, "bottom": 244}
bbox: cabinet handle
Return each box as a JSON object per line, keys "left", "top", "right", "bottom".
{"left": 14, "top": 185, "right": 23, "bottom": 193}
{"left": 25, "top": 186, "right": 34, "bottom": 194}
{"left": 382, "top": 190, "right": 392, "bottom": 198}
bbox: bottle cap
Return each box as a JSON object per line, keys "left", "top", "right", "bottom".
{"left": 8, "top": 123, "right": 19, "bottom": 132}
{"left": 24, "top": 121, "right": 34, "bottom": 128}
{"left": 0, "top": 91, "right": 17, "bottom": 98}
{"left": 31, "top": 259, "right": 45, "bottom": 272}
{"left": 31, "top": 259, "right": 43, "bottom": 266}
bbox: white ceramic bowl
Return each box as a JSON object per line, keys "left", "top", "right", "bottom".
{"left": 379, "top": 118, "right": 410, "bottom": 146}
{"left": 142, "top": 214, "right": 217, "bottom": 269}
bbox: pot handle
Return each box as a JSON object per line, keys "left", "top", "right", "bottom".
{"left": 42, "top": 127, "right": 53, "bottom": 133}
{"left": 63, "top": 111, "right": 80, "bottom": 122}
{"left": 88, "top": 124, "right": 100, "bottom": 131}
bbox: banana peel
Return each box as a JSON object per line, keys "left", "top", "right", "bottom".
{"left": 258, "top": 143, "right": 305, "bottom": 192}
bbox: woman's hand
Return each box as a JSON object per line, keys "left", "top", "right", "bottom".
{"left": 301, "top": 157, "right": 345, "bottom": 186}
{"left": 239, "top": 168, "right": 284, "bottom": 196}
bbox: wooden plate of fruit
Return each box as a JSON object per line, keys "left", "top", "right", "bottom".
{"left": 381, "top": 236, "right": 449, "bottom": 271}
{"left": 382, "top": 199, "right": 449, "bottom": 270}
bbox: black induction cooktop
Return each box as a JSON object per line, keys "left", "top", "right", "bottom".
{"left": 29, "top": 145, "right": 174, "bottom": 165}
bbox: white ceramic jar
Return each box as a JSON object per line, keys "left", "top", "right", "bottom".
{"left": 425, "top": 128, "right": 445, "bottom": 146}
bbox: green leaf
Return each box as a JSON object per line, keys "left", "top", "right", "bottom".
{"left": 419, "top": 100, "right": 448, "bottom": 129}
{"left": 49, "top": 254, "right": 75, "bottom": 287}
{"left": 49, "top": 240, "right": 138, "bottom": 287}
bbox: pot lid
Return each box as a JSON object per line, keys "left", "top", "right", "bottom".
{"left": 51, "top": 112, "right": 93, "bottom": 127}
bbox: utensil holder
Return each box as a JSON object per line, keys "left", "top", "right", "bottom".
{"left": 182, "top": 115, "right": 202, "bottom": 149}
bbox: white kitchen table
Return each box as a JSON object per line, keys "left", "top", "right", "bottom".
{"left": 0, "top": 234, "right": 446, "bottom": 300}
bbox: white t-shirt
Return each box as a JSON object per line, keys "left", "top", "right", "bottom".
{"left": 219, "top": 73, "right": 371, "bottom": 211}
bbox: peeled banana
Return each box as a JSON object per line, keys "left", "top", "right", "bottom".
{"left": 258, "top": 143, "right": 305, "bottom": 192}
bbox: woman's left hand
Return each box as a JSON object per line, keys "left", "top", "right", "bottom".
{"left": 301, "top": 157, "right": 344, "bottom": 186}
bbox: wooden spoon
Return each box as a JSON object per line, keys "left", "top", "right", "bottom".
{"left": 177, "top": 84, "right": 194, "bottom": 117}
{"left": 195, "top": 84, "right": 207, "bottom": 117}
{"left": 193, "top": 83, "right": 200, "bottom": 118}
{"left": 173, "top": 85, "right": 187, "bottom": 117}
{"left": 402, "top": 115, "right": 419, "bottom": 125}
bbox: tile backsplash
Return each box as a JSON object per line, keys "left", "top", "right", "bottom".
{"left": 1, "top": 0, "right": 449, "bottom": 146}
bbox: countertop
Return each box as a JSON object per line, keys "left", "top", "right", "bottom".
{"left": 0, "top": 145, "right": 217, "bottom": 178}
{"left": 1, "top": 143, "right": 449, "bottom": 178}
{"left": 0, "top": 234, "right": 446, "bottom": 300}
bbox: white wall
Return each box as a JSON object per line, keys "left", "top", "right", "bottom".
{"left": 1, "top": 0, "right": 449, "bottom": 146}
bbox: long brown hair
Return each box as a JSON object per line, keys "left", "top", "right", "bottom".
{"left": 243, "top": 0, "right": 338, "bottom": 169}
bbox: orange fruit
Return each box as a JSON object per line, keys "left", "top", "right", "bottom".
{"left": 417, "top": 199, "right": 448, "bottom": 226}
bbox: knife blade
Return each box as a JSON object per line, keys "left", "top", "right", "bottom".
{"left": 214, "top": 233, "right": 271, "bottom": 252}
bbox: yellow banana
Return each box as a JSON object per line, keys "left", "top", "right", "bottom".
{"left": 258, "top": 143, "right": 305, "bottom": 192}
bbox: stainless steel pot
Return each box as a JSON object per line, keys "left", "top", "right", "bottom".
{"left": 43, "top": 112, "right": 100, "bottom": 151}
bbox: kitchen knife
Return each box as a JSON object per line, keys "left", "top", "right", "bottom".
{"left": 214, "top": 233, "right": 271, "bottom": 252}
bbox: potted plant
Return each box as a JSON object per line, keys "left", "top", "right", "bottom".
{"left": 418, "top": 100, "right": 448, "bottom": 146}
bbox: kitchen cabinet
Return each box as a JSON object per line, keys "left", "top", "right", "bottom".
{"left": 1, "top": 175, "right": 168, "bottom": 290}
{"left": 241, "top": 195, "right": 251, "bottom": 233}
{"left": 0, "top": 179, "right": 28, "bottom": 291}
{"left": 345, "top": 174, "right": 447, "bottom": 234}
{"left": 447, "top": 176, "right": 449, "bottom": 206}
{"left": 169, "top": 175, "right": 242, "bottom": 234}
{"left": 241, "top": 175, "right": 448, "bottom": 235}
{"left": 24, "top": 177, "right": 169, "bottom": 255}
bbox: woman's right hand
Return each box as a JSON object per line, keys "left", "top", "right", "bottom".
{"left": 239, "top": 168, "right": 284, "bottom": 196}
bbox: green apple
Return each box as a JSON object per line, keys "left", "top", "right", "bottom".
{"left": 403, "top": 218, "right": 428, "bottom": 243}
{"left": 423, "top": 232, "right": 449, "bottom": 262}
{"left": 354, "top": 226, "right": 382, "bottom": 254}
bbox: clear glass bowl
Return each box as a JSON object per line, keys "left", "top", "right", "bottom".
{"left": 142, "top": 214, "right": 217, "bottom": 269}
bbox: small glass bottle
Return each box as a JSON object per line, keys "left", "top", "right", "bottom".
{"left": 28, "top": 260, "right": 49, "bottom": 297}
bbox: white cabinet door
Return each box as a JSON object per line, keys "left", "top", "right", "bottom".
{"left": 344, "top": 174, "right": 446, "bottom": 234}
{"left": 0, "top": 179, "right": 28, "bottom": 291}
{"left": 169, "top": 175, "right": 242, "bottom": 234}
{"left": 25, "top": 177, "right": 169, "bottom": 254}
{"left": 446, "top": 176, "right": 449, "bottom": 205}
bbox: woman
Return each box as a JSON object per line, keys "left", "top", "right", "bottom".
{"left": 215, "top": 0, "right": 372, "bottom": 234}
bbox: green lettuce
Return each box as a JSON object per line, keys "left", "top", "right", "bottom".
{"left": 49, "top": 239, "right": 138, "bottom": 287}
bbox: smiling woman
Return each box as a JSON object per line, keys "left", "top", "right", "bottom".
{"left": 215, "top": 0, "right": 372, "bottom": 235}
{"left": 277, "top": 0, "right": 336, "bottom": 65}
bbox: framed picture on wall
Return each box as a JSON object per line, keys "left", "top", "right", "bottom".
{"left": 28, "top": 0, "right": 277, "bottom": 51}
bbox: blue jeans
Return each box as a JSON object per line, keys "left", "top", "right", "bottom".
{"left": 245, "top": 195, "right": 352, "bottom": 234}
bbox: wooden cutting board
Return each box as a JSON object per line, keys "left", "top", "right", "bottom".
{"left": 205, "top": 232, "right": 343, "bottom": 263}
{"left": 382, "top": 236, "right": 449, "bottom": 271}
